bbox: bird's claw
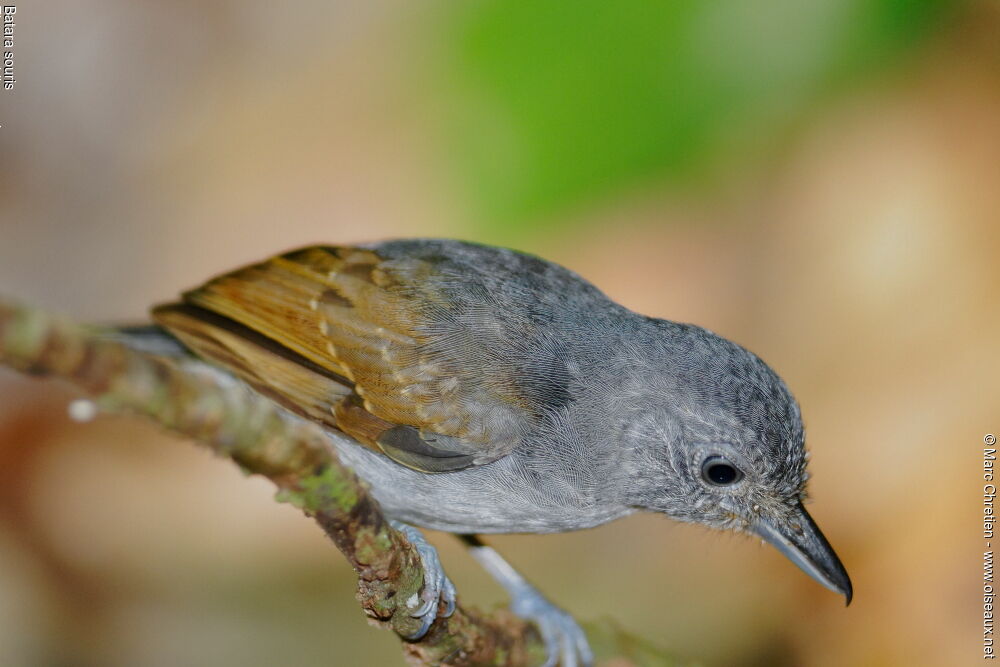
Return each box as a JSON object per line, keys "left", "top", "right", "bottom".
{"left": 391, "top": 521, "right": 457, "bottom": 640}
{"left": 510, "top": 584, "right": 594, "bottom": 667}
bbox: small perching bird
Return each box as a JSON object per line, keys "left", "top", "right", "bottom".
{"left": 148, "top": 239, "right": 851, "bottom": 667}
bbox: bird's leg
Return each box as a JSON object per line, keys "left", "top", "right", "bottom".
{"left": 389, "top": 520, "right": 457, "bottom": 639}
{"left": 460, "top": 535, "right": 594, "bottom": 667}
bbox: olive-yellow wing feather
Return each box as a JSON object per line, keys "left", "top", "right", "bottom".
{"left": 153, "top": 245, "right": 540, "bottom": 472}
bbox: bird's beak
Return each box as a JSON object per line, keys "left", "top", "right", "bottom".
{"left": 753, "top": 502, "right": 853, "bottom": 605}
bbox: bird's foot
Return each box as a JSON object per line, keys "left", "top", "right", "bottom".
{"left": 390, "top": 521, "right": 457, "bottom": 639}
{"left": 509, "top": 582, "right": 593, "bottom": 667}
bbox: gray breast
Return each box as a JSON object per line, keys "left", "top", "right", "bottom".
{"left": 331, "top": 432, "right": 634, "bottom": 534}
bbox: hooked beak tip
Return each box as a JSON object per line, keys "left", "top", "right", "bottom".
{"left": 754, "top": 502, "right": 853, "bottom": 606}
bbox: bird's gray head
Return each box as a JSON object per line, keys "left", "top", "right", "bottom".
{"left": 619, "top": 321, "right": 852, "bottom": 603}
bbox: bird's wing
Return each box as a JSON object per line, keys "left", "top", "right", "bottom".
{"left": 152, "top": 245, "right": 554, "bottom": 472}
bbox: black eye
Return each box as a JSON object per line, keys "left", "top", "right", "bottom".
{"left": 701, "top": 456, "right": 743, "bottom": 486}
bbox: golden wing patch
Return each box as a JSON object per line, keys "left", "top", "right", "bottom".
{"left": 152, "top": 246, "right": 526, "bottom": 472}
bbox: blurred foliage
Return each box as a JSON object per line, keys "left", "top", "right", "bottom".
{"left": 585, "top": 618, "right": 696, "bottom": 666}
{"left": 432, "top": 0, "right": 954, "bottom": 234}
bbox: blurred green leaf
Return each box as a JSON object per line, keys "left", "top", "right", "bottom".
{"left": 585, "top": 617, "right": 697, "bottom": 666}
{"left": 428, "top": 0, "right": 953, "bottom": 236}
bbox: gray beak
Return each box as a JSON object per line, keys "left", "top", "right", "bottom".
{"left": 753, "top": 502, "right": 853, "bottom": 605}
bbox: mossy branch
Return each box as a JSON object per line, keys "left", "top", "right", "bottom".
{"left": 0, "top": 297, "right": 681, "bottom": 667}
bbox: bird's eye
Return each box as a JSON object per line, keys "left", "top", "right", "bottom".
{"left": 701, "top": 456, "right": 743, "bottom": 486}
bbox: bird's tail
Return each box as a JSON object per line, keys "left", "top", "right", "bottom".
{"left": 99, "top": 323, "right": 191, "bottom": 358}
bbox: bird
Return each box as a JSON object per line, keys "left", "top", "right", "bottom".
{"left": 145, "top": 239, "right": 851, "bottom": 667}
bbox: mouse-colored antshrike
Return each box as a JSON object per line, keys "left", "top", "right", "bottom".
{"left": 148, "top": 239, "right": 852, "bottom": 667}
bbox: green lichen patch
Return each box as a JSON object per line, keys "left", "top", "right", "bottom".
{"left": 354, "top": 525, "right": 395, "bottom": 567}
{"left": 275, "top": 465, "right": 359, "bottom": 514}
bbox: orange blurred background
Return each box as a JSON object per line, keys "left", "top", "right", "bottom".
{"left": 1, "top": 2, "right": 997, "bottom": 665}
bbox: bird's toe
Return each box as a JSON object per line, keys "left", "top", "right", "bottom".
{"left": 391, "top": 521, "right": 456, "bottom": 640}
{"left": 510, "top": 584, "right": 594, "bottom": 667}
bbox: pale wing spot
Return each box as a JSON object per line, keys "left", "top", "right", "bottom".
{"left": 319, "top": 319, "right": 330, "bottom": 336}
{"left": 379, "top": 341, "right": 423, "bottom": 417}
{"left": 372, "top": 327, "right": 404, "bottom": 381}
{"left": 309, "top": 295, "right": 320, "bottom": 311}
{"left": 326, "top": 340, "right": 355, "bottom": 382}
{"left": 440, "top": 376, "right": 459, "bottom": 395}
{"left": 417, "top": 362, "right": 443, "bottom": 382}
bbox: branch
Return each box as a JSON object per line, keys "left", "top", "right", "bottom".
{"left": 0, "top": 296, "right": 682, "bottom": 667}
